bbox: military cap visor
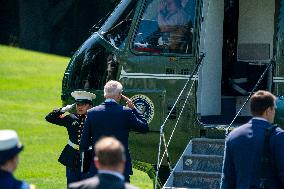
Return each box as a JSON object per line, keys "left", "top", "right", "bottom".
{"left": 75, "top": 99, "right": 92, "bottom": 104}
{"left": 71, "top": 91, "right": 96, "bottom": 103}
{"left": 0, "top": 130, "right": 24, "bottom": 164}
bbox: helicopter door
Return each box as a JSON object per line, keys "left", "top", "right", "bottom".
{"left": 198, "top": 0, "right": 275, "bottom": 125}
{"left": 228, "top": 0, "right": 274, "bottom": 122}
{"left": 197, "top": 0, "right": 224, "bottom": 122}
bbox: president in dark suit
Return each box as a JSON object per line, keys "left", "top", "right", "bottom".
{"left": 221, "top": 90, "right": 284, "bottom": 189}
{"left": 69, "top": 137, "right": 138, "bottom": 189}
{"left": 80, "top": 80, "right": 149, "bottom": 182}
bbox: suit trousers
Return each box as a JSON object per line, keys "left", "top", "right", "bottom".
{"left": 66, "top": 167, "right": 88, "bottom": 188}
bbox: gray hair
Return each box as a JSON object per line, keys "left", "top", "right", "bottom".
{"left": 104, "top": 80, "right": 123, "bottom": 97}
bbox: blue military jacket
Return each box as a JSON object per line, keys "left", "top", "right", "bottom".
{"left": 45, "top": 109, "right": 86, "bottom": 170}
{"left": 221, "top": 119, "right": 284, "bottom": 189}
{"left": 80, "top": 101, "right": 149, "bottom": 176}
{"left": 0, "top": 169, "right": 31, "bottom": 189}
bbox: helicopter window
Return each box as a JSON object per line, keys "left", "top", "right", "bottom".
{"left": 132, "top": 0, "right": 195, "bottom": 55}
{"left": 71, "top": 44, "right": 108, "bottom": 90}
{"left": 70, "top": 43, "right": 120, "bottom": 90}
{"left": 105, "top": 20, "right": 132, "bottom": 49}
{"left": 102, "top": 1, "right": 138, "bottom": 49}
{"left": 68, "top": 2, "right": 139, "bottom": 91}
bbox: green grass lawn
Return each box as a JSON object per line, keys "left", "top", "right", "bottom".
{"left": 0, "top": 45, "right": 153, "bottom": 188}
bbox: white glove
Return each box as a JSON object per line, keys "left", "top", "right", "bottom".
{"left": 61, "top": 103, "right": 75, "bottom": 113}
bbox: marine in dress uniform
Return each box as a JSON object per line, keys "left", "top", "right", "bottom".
{"left": 45, "top": 91, "right": 96, "bottom": 186}
{"left": 0, "top": 130, "right": 36, "bottom": 189}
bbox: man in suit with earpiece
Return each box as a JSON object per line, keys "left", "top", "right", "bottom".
{"left": 221, "top": 90, "right": 284, "bottom": 189}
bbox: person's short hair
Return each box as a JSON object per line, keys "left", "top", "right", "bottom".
{"left": 95, "top": 137, "right": 126, "bottom": 167}
{"left": 104, "top": 80, "right": 123, "bottom": 98}
{"left": 250, "top": 90, "right": 276, "bottom": 116}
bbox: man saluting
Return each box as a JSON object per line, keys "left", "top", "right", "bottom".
{"left": 45, "top": 91, "right": 96, "bottom": 186}
{"left": 80, "top": 80, "right": 149, "bottom": 182}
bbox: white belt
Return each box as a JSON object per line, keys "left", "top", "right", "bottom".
{"left": 68, "top": 140, "right": 79, "bottom": 150}
{"left": 68, "top": 140, "right": 93, "bottom": 151}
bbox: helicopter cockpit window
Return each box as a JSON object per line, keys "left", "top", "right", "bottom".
{"left": 69, "top": 2, "right": 138, "bottom": 90}
{"left": 132, "top": 0, "right": 195, "bottom": 54}
{"left": 105, "top": 20, "right": 132, "bottom": 49}
{"left": 104, "top": 1, "right": 137, "bottom": 49}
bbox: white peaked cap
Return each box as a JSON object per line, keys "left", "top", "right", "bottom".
{"left": 0, "top": 130, "right": 21, "bottom": 151}
{"left": 71, "top": 91, "right": 96, "bottom": 101}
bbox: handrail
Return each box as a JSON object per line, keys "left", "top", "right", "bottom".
{"left": 225, "top": 60, "right": 274, "bottom": 136}
{"left": 154, "top": 53, "right": 205, "bottom": 189}
{"left": 158, "top": 79, "right": 195, "bottom": 169}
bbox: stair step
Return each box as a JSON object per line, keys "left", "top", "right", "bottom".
{"left": 173, "top": 171, "right": 221, "bottom": 189}
{"left": 191, "top": 138, "right": 225, "bottom": 156}
{"left": 183, "top": 154, "right": 223, "bottom": 172}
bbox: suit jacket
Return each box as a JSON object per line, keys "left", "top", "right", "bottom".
{"left": 45, "top": 109, "right": 87, "bottom": 169}
{"left": 80, "top": 101, "right": 149, "bottom": 176}
{"left": 68, "top": 173, "right": 138, "bottom": 189}
{"left": 221, "top": 119, "right": 284, "bottom": 189}
{"left": 0, "top": 169, "right": 33, "bottom": 189}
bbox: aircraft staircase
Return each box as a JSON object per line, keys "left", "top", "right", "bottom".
{"left": 163, "top": 138, "right": 225, "bottom": 189}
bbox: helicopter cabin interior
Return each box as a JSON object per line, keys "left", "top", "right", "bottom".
{"left": 197, "top": 0, "right": 274, "bottom": 125}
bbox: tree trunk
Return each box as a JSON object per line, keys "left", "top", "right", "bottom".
{"left": 18, "top": 0, "right": 74, "bottom": 53}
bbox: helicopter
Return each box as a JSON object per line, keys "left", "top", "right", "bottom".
{"left": 61, "top": 0, "right": 284, "bottom": 186}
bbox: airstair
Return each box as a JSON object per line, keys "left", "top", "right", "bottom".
{"left": 158, "top": 49, "right": 272, "bottom": 189}
{"left": 163, "top": 138, "right": 225, "bottom": 189}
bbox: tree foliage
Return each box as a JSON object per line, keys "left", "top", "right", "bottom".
{"left": 1, "top": 0, "right": 120, "bottom": 56}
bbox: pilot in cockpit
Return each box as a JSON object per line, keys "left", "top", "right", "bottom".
{"left": 158, "top": 0, "right": 192, "bottom": 53}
